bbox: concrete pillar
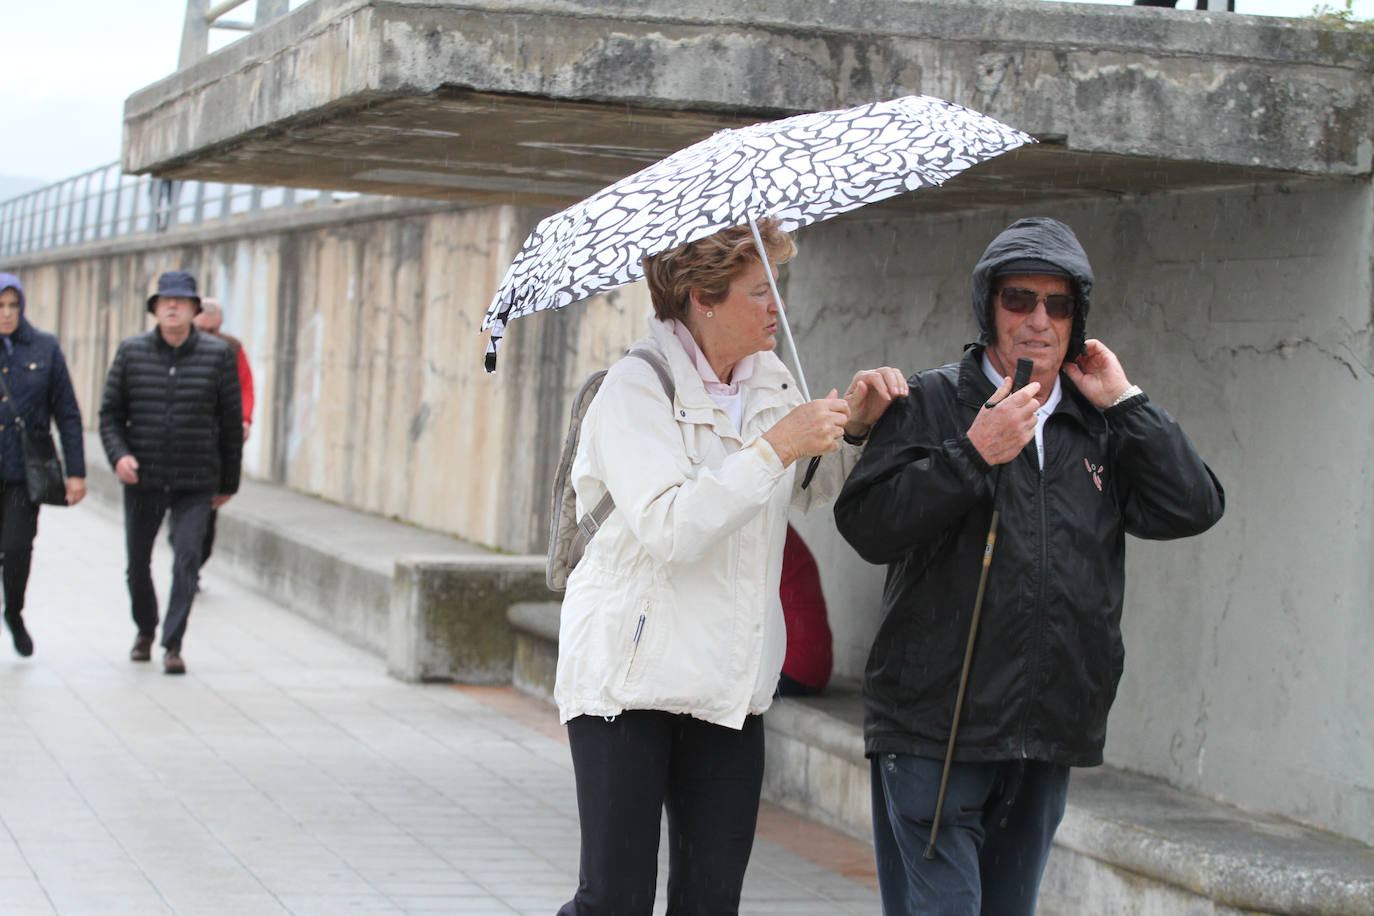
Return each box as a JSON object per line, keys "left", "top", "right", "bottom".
{"left": 255, "top": 0, "right": 288, "bottom": 25}
{"left": 178, "top": 0, "right": 209, "bottom": 70}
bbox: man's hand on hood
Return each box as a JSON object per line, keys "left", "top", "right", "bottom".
{"left": 1063, "top": 339, "right": 1132, "bottom": 409}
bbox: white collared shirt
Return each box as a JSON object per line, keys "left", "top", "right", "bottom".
{"left": 981, "top": 353, "right": 1062, "bottom": 470}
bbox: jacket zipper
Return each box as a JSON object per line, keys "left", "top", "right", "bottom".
{"left": 623, "top": 601, "right": 648, "bottom": 684}
{"left": 164, "top": 352, "right": 178, "bottom": 490}
{"left": 1020, "top": 461, "right": 1050, "bottom": 759}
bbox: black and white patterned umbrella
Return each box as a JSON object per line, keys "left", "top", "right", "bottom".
{"left": 482, "top": 95, "right": 1032, "bottom": 373}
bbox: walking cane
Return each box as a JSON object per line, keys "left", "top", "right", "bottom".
{"left": 924, "top": 357, "right": 1032, "bottom": 860}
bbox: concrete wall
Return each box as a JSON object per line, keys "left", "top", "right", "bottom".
{"left": 783, "top": 177, "right": 1374, "bottom": 847}
{"left": 7, "top": 173, "right": 1372, "bottom": 847}
{"left": 10, "top": 199, "right": 644, "bottom": 555}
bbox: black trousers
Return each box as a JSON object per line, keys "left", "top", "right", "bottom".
{"left": 124, "top": 487, "right": 212, "bottom": 652}
{"left": 201, "top": 508, "right": 218, "bottom": 565}
{"left": 168, "top": 507, "right": 218, "bottom": 567}
{"left": 559, "top": 710, "right": 765, "bottom": 916}
{"left": 0, "top": 481, "right": 40, "bottom": 618}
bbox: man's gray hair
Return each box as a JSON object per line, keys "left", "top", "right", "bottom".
{"left": 200, "top": 297, "right": 223, "bottom": 316}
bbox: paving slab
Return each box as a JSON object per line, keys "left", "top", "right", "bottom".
{"left": 0, "top": 498, "right": 878, "bottom": 915}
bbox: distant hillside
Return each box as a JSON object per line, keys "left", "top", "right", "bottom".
{"left": 0, "top": 175, "right": 47, "bottom": 204}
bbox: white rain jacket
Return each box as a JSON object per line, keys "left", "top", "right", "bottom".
{"left": 555, "top": 317, "right": 861, "bottom": 729}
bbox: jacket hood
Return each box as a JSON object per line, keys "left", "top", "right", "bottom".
{"left": 0, "top": 272, "right": 24, "bottom": 319}
{"left": 971, "top": 217, "right": 1093, "bottom": 361}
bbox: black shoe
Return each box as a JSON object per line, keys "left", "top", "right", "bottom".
{"left": 130, "top": 633, "right": 154, "bottom": 662}
{"left": 5, "top": 614, "right": 33, "bottom": 657}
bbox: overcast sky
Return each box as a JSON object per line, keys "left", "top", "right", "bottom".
{"left": 1, "top": 0, "right": 1368, "bottom": 189}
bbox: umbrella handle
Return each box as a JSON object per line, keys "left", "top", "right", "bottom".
{"left": 924, "top": 506, "right": 1000, "bottom": 859}
{"left": 748, "top": 216, "right": 811, "bottom": 402}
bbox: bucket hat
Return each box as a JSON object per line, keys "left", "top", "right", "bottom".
{"left": 146, "top": 270, "right": 202, "bottom": 314}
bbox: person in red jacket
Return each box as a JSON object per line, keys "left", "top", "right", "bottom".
{"left": 777, "top": 524, "right": 832, "bottom": 697}
{"left": 195, "top": 299, "right": 254, "bottom": 440}
{"left": 187, "top": 297, "right": 253, "bottom": 571}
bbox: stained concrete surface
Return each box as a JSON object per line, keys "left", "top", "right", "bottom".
{"left": 123, "top": 0, "right": 1372, "bottom": 202}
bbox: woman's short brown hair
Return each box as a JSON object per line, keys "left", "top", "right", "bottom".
{"left": 642, "top": 219, "right": 797, "bottom": 322}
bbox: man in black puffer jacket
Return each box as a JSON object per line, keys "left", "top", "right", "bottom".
{"left": 835, "top": 218, "right": 1225, "bottom": 916}
{"left": 99, "top": 270, "right": 242, "bottom": 676}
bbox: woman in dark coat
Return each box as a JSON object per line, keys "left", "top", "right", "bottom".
{"left": 0, "top": 273, "right": 86, "bottom": 657}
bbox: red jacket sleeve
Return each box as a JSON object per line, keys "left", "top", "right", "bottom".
{"left": 236, "top": 347, "right": 254, "bottom": 425}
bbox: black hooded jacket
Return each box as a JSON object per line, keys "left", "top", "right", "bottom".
{"left": 0, "top": 274, "right": 86, "bottom": 485}
{"left": 99, "top": 327, "right": 242, "bottom": 494}
{"left": 834, "top": 218, "right": 1225, "bottom": 767}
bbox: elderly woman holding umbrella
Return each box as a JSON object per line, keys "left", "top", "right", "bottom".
{"left": 553, "top": 219, "right": 906, "bottom": 915}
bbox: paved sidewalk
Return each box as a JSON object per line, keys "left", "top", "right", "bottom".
{"left": 1, "top": 499, "right": 879, "bottom": 915}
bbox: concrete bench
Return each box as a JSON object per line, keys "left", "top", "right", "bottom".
{"left": 82, "top": 431, "right": 554, "bottom": 684}
{"left": 509, "top": 600, "right": 562, "bottom": 701}
{"left": 504, "top": 599, "right": 1374, "bottom": 914}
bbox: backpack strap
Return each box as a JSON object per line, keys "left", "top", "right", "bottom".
{"left": 573, "top": 347, "right": 674, "bottom": 549}
{"left": 549, "top": 346, "right": 676, "bottom": 590}
{"left": 571, "top": 491, "right": 615, "bottom": 562}
{"left": 625, "top": 347, "right": 675, "bottom": 403}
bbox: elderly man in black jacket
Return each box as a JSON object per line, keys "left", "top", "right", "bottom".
{"left": 100, "top": 270, "right": 242, "bottom": 675}
{"left": 834, "top": 218, "right": 1224, "bottom": 916}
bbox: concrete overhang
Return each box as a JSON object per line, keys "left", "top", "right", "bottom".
{"left": 123, "top": 0, "right": 1374, "bottom": 211}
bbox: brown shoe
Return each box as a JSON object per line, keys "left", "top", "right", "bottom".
{"left": 130, "top": 633, "right": 154, "bottom": 662}
{"left": 163, "top": 651, "right": 186, "bottom": 675}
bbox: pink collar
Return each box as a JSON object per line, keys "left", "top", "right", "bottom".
{"left": 672, "top": 320, "right": 753, "bottom": 395}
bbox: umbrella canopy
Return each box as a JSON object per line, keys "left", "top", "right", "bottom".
{"left": 482, "top": 94, "right": 1032, "bottom": 371}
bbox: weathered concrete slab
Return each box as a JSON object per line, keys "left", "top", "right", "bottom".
{"left": 123, "top": 0, "right": 1372, "bottom": 205}
{"left": 388, "top": 554, "right": 555, "bottom": 682}
{"left": 508, "top": 599, "right": 562, "bottom": 700}
{"left": 1047, "top": 767, "right": 1374, "bottom": 915}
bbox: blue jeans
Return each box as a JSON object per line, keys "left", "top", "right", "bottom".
{"left": 871, "top": 754, "right": 1069, "bottom": 916}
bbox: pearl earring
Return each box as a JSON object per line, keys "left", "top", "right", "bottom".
{"left": 706, "top": 310, "right": 714, "bottom": 318}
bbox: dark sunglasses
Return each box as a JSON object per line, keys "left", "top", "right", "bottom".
{"left": 998, "top": 286, "right": 1075, "bottom": 320}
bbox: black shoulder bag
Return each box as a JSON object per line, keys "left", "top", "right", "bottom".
{"left": 0, "top": 369, "right": 67, "bottom": 506}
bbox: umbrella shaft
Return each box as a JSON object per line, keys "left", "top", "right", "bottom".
{"left": 748, "top": 216, "right": 811, "bottom": 401}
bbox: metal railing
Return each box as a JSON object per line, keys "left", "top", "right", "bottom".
{"left": 180, "top": 0, "right": 297, "bottom": 68}
{"left": 0, "top": 2, "right": 347, "bottom": 259}
{"left": 0, "top": 163, "right": 359, "bottom": 259}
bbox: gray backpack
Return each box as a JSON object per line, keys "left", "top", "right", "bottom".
{"left": 546, "top": 348, "right": 675, "bottom": 591}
